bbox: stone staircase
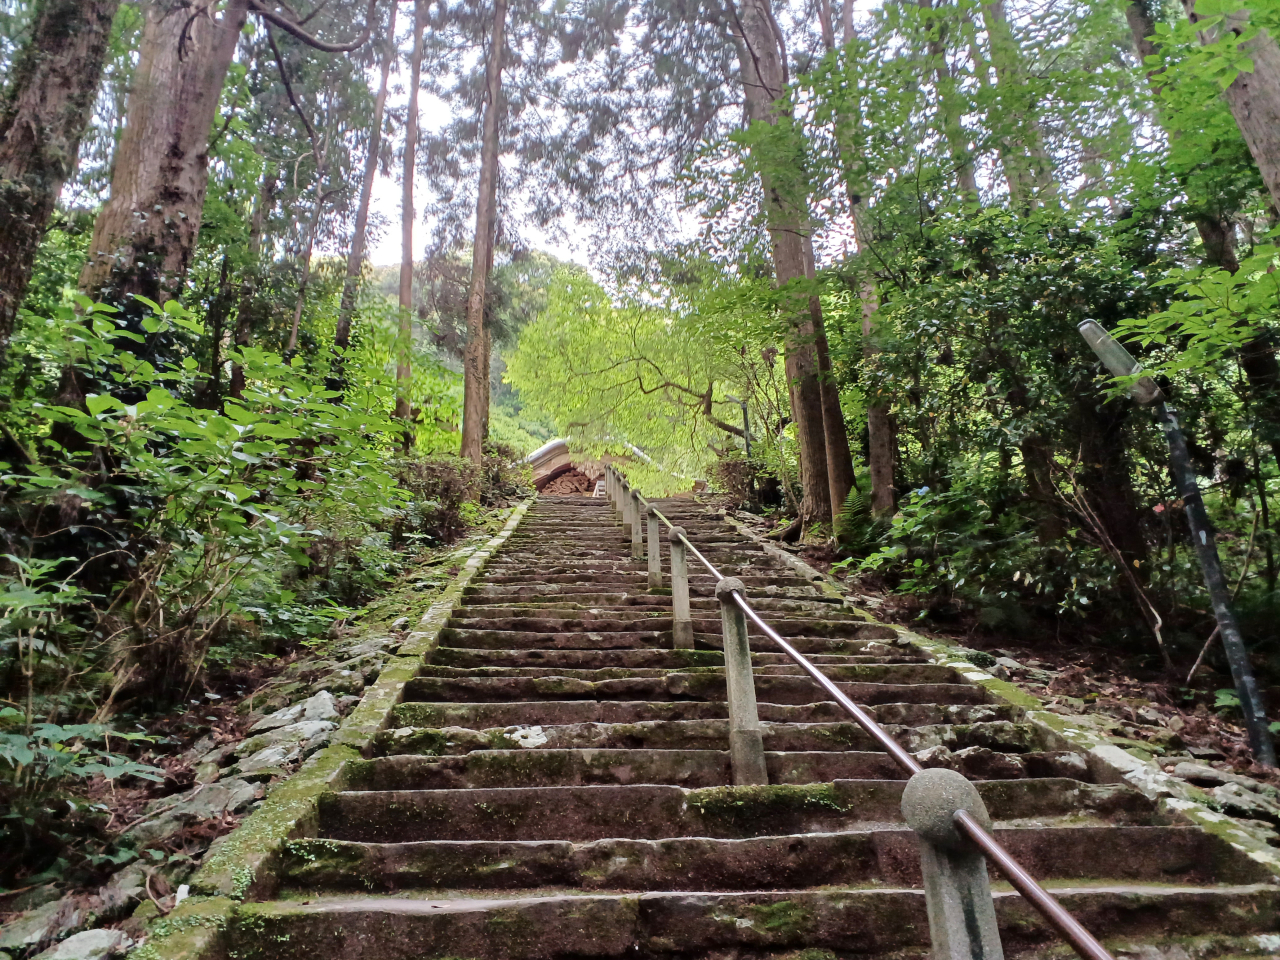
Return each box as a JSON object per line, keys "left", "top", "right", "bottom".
{"left": 217, "top": 496, "right": 1279, "bottom": 959}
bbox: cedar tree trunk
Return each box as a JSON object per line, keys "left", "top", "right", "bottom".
{"left": 79, "top": 0, "right": 249, "bottom": 308}
{"left": 734, "top": 0, "right": 832, "bottom": 525}
{"left": 335, "top": 1, "right": 398, "bottom": 353}
{"left": 0, "top": 0, "right": 120, "bottom": 366}
{"left": 397, "top": 0, "right": 426, "bottom": 423}
{"left": 461, "top": 0, "right": 508, "bottom": 465}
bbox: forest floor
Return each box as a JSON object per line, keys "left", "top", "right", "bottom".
{"left": 0, "top": 509, "right": 522, "bottom": 959}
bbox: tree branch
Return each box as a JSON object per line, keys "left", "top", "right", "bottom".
{"left": 247, "top": 0, "right": 378, "bottom": 53}
{"left": 266, "top": 26, "right": 317, "bottom": 145}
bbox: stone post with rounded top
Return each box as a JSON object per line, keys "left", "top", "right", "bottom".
{"left": 901, "top": 768, "right": 1005, "bottom": 960}
{"left": 715, "top": 578, "right": 767, "bottom": 785}
{"left": 620, "top": 482, "right": 632, "bottom": 534}
{"left": 669, "top": 526, "right": 694, "bottom": 650}
{"left": 647, "top": 506, "right": 662, "bottom": 588}
{"left": 630, "top": 490, "right": 644, "bottom": 560}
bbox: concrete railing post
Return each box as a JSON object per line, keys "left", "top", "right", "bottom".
{"left": 630, "top": 490, "right": 644, "bottom": 560}
{"left": 620, "top": 482, "right": 632, "bottom": 534}
{"left": 901, "top": 769, "right": 1005, "bottom": 960}
{"left": 669, "top": 526, "right": 694, "bottom": 650}
{"left": 606, "top": 468, "right": 614, "bottom": 504}
{"left": 647, "top": 506, "right": 662, "bottom": 588}
{"left": 715, "top": 578, "right": 767, "bottom": 786}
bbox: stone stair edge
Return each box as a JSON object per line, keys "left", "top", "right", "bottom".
{"left": 173, "top": 496, "right": 538, "bottom": 914}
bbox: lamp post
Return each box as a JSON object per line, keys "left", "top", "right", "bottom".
{"left": 1078, "top": 320, "right": 1275, "bottom": 766}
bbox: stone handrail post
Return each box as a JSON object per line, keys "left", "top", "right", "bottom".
{"left": 620, "top": 482, "right": 632, "bottom": 534}
{"left": 605, "top": 468, "right": 615, "bottom": 505}
{"left": 902, "top": 769, "right": 1006, "bottom": 960}
{"left": 668, "top": 526, "right": 694, "bottom": 649}
{"left": 646, "top": 506, "right": 662, "bottom": 587}
{"left": 715, "top": 578, "right": 767, "bottom": 785}
{"left": 630, "top": 490, "right": 644, "bottom": 560}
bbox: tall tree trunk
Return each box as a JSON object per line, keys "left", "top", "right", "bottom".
{"left": 196, "top": 254, "right": 234, "bottom": 408}
{"left": 733, "top": 0, "right": 832, "bottom": 526}
{"left": 978, "top": 0, "right": 1055, "bottom": 205}
{"left": 334, "top": 2, "right": 398, "bottom": 355}
{"left": 852, "top": 208, "right": 897, "bottom": 517}
{"left": 79, "top": 0, "right": 249, "bottom": 308}
{"left": 229, "top": 168, "right": 275, "bottom": 400}
{"left": 286, "top": 125, "right": 332, "bottom": 356}
{"left": 1180, "top": 0, "right": 1280, "bottom": 211}
{"left": 809, "top": 1, "right": 870, "bottom": 523}
{"left": 461, "top": 0, "right": 509, "bottom": 465}
{"left": 1076, "top": 396, "right": 1148, "bottom": 569}
{"left": 0, "top": 0, "right": 120, "bottom": 367}
{"left": 917, "top": 0, "right": 979, "bottom": 200}
{"left": 398, "top": 0, "right": 426, "bottom": 424}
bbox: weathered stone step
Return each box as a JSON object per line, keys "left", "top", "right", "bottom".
{"left": 281, "top": 825, "right": 1266, "bottom": 893}
{"left": 415, "top": 662, "right": 959, "bottom": 685}
{"left": 226, "top": 885, "right": 1280, "bottom": 960}
{"left": 433, "top": 645, "right": 907, "bottom": 666}
{"left": 317, "top": 780, "right": 1153, "bottom": 843}
{"left": 430, "top": 648, "right": 922, "bottom": 671}
{"left": 475, "top": 573, "right": 814, "bottom": 589}
{"left": 465, "top": 584, "right": 827, "bottom": 602}
{"left": 439, "top": 628, "right": 894, "bottom": 653}
{"left": 345, "top": 749, "right": 905, "bottom": 790}
{"left": 458, "top": 596, "right": 856, "bottom": 616}
{"left": 447, "top": 616, "right": 886, "bottom": 640}
{"left": 400, "top": 672, "right": 986, "bottom": 706}
{"left": 380, "top": 698, "right": 1020, "bottom": 731}
{"left": 376, "top": 717, "right": 1044, "bottom": 758}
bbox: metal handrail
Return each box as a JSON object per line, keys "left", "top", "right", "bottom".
{"left": 616, "top": 471, "right": 1113, "bottom": 960}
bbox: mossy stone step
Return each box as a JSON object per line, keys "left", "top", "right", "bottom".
{"left": 227, "top": 885, "right": 1280, "bottom": 960}
{"left": 428, "top": 647, "right": 921, "bottom": 670}
{"left": 343, "top": 749, "right": 908, "bottom": 790}
{"left": 280, "top": 825, "right": 1267, "bottom": 893}
{"left": 378, "top": 699, "right": 1020, "bottom": 731}
{"left": 439, "top": 628, "right": 895, "bottom": 654}
{"left": 400, "top": 672, "right": 988, "bottom": 707}
{"left": 375, "top": 716, "right": 1046, "bottom": 757}
{"left": 413, "top": 662, "right": 959, "bottom": 685}
{"left": 315, "top": 780, "right": 1154, "bottom": 844}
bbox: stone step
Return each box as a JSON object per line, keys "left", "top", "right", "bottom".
{"left": 439, "top": 628, "right": 896, "bottom": 653}
{"left": 399, "top": 673, "right": 988, "bottom": 706}
{"left": 347, "top": 745, "right": 1086, "bottom": 790}
{"left": 378, "top": 699, "right": 1021, "bottom": 731}
{"left": 375, "top": 717, "right": 1046, "bottom": 758}
{"left": 428, "top": 647, "right": 924, "bottom": 671}
{"left": 345, "top": 749, "right": 906, "bottom": 790}
{"left": 414, "top": 662, "right": 960, "bottom": 685}
{"left": 474, "top": 573, "right": 814, "bottom": 589}
{"left": 465, "top": 584, "right": 827, "bottom": 602}
{"left": 226, "top": 886, "right": 1279, "bottom": 959}
{"left": 316, "top": 780, "right": 1154, "bottom": 844}
{"left": 446, "top": 616, "right": 887, "bottom": 640}
{"left": 281, "top": 825, "right": 1268, "bottom": 893}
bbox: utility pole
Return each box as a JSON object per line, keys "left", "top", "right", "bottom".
{"left": 1078, "top": 320, "right": 1275, "bottom": 767}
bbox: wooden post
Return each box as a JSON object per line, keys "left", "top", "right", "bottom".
{"left": 669, "top": 526, "right": 694, "bottom": 649}
{"left": 715, "top": 577, "right": 767, "bottom": 785}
